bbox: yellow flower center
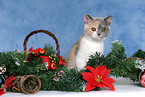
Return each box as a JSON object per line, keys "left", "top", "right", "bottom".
{"left": 2, "top": 85, "right": 6, "bottom": 88}
{"left": 95, "top": 75, "right": 102, "bottom": 83}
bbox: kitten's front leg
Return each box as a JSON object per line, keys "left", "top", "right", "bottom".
{"left": 76, "top": 54, "right": 88, "bottom": 70}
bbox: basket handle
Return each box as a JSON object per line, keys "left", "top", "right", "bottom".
{"left": 23, "top": 30, "right": 60, "bottom": 59}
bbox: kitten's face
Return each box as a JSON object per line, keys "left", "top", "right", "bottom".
{"left": 84, "top": 14, "right": 112, "bottom": 40}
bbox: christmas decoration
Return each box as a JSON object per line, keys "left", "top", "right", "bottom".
{"left": 81, "top": 65, "right": 116, "bottom": 91}
{"left": 40, "top": 56, "right": 50, "bottom": 70}
{"left": 25, "top": 47, "right": 45, "bottom": 62}
{"left": 59, "top": 56, "right": 66, "bottom": 66}
{"left": 139, "top": 69, "right": 145, "bottom": 87}
{"left": 0, "top": 38, "right": 144, "bottom": 94}
{"left": 23, "top": 30, "right": 60, "bottom": 58}
{"left": 0, "top": 74, "right": 15, "bottom": 96}
{"left": 29, "top": 47, "right": 45, "bottom": 54}
{"left": 0, "top": 64, "right": 7, "bottom": 88}
{"left": 0, "top": 75, "right": 6, "bottom": 88}
{"left": 1, "top": 29, "right": 145, "bottom": 95}
{"left": 50, "top": 63, "right": 56, "bottom": 70}
{"left": 40, "top": 53, "right": 65, "bottom": 71}
{"left": 8, "top": 75, "right": 41, "bottom": 94}
{"left": 23, "top": 30, "right": 65, "bottom": 71}
{"left": 48, "top": 54, "right": 58, "bottom": 65}
{"left": 0, "top": 64, "right": 6, "bottom": 74}
{"left": 39, "top": 49, "right": 45, "bottom": 54}
{"left": 53, "top": 71, "right": 64, "bottom": 81}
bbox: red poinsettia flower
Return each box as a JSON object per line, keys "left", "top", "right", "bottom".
{"left": 0, "top": 74, "right": 15, "bottom": 96}
{"left": 81, "top": 65, "right": 116, "bottom": 92}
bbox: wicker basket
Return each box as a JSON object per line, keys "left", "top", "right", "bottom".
{"left": 8, "top": 75, "right": 41, "bottom": 94}
{"left": 23, "top": 30, "right": 60, "bottom": 60}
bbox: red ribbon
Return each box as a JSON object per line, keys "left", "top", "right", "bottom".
{"left": 0, "top": 74, "right": 15, "bottom": 96}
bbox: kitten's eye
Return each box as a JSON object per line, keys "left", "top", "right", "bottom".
{"left": 91, "top": 27, "right": 96, "bottom": 31}
{"left": 102, "top": 28, "right": 106, "bottom": 32}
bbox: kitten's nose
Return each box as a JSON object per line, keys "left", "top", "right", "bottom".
{"left": 97, "top": 34, "right": 101, "bottom": 36}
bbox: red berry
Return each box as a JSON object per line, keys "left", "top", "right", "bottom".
{"left": 50, "top": 63, "right": 56, "bottom": 70}
{"left": 59, "top": 56, "right": 62, "bottom": 59}
{"left": 62, "top": 62, "right": 65, "bottom": 66}
{"left": 59, "top": 60, "right": 63, "bottom": 65}
{"left": 59, "top": 60, "right": 65, "bottom": 66}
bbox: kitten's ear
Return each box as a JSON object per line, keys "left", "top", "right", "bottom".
{"left": 84, "top": 14, "right": 93, "bottom": 24}
{"left": 104, "top": 15, "right": 113, "bottom": 26}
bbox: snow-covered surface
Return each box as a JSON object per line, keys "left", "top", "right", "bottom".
{"left": 1, "top": 77, "right": 145, "bottom": 97}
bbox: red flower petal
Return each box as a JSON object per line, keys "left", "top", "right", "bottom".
{"left": 37, "top": 48, "right": 41, "bottom": 50}
{"left": 85, "top": 66, "right": 97, "bottom": 76}
{"left": 34, "top": 49, "right": 39, "bottom": 53}
{"left": 4, "top": 74, "right": 15, "bottom": 86}
{"left": 81, "top": 72, "right": 96, "bottom": 84}
{"left": 103, "top": 77, "right": 116, "bottom": 83}
{"left": 96, "top": 65, "right": 102, "bottom": 71}
{"left": 104, "top": 69, "right": 111, "bottom": 77}
{"left": 82, "top": 65, "right": 116, "bottom": 91}
{"left": 102, "top": 77, "right": 116, "bottom": 91}
{"left": 86, "top": 83, "right": 96, "bottom": 92}
{"left": 96, "top": 83, "right": 105, "bottom": 88}
{"left": 99, "top": 68, "right": 111, "bottom": 78}
{"left": 29, "top": 47, "right": 33, "bottom": 53}
{"left": 40, "top": 56, "right": 49, "bottom": 63}
{"left": 0, "top": 88, "right": 6, "bottom": 96}
{"left": 104, "top": 83, "right": 115, "bottom": 91}
{"left": 96, "top": 65, "right": 106, "bottom": 75}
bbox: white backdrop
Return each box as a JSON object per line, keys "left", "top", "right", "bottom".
{"left": 2, "top": 77, "right": 145, "bottom": 97}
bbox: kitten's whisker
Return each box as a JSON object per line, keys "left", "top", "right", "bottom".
{"left": 105, "top": 37, "right": 112, "bottom": 41}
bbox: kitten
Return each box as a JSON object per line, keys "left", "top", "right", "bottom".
{"left": 67, "top": 14, "right": 113, "bottom": 69}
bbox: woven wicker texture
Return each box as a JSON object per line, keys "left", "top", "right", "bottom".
{"left": 23, "top": 30, "right": 60, "bottom": 59}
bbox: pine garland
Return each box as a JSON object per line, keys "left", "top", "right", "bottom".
{"left": 132, "top": 49, "right": 145, "bottom": 59}
{"left": 0, "top": 41, "right": 145, "bottom": 92}
{"left": 87, "top": 40, "right": 142, "bottom": 82}
{"left": 0, "top": 45, "right": 89, "bottom": 92}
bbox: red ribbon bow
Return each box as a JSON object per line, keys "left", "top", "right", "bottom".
{"left": 0, "top": 74, "right": 15, "bottom": 96}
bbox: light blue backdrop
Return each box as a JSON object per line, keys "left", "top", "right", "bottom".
{"left": 0, "top": 0, "right": 144, "bottom": 58}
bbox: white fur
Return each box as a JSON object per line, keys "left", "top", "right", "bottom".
{"left": 76, "top": 36, "right": 104, "bottom": 69}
